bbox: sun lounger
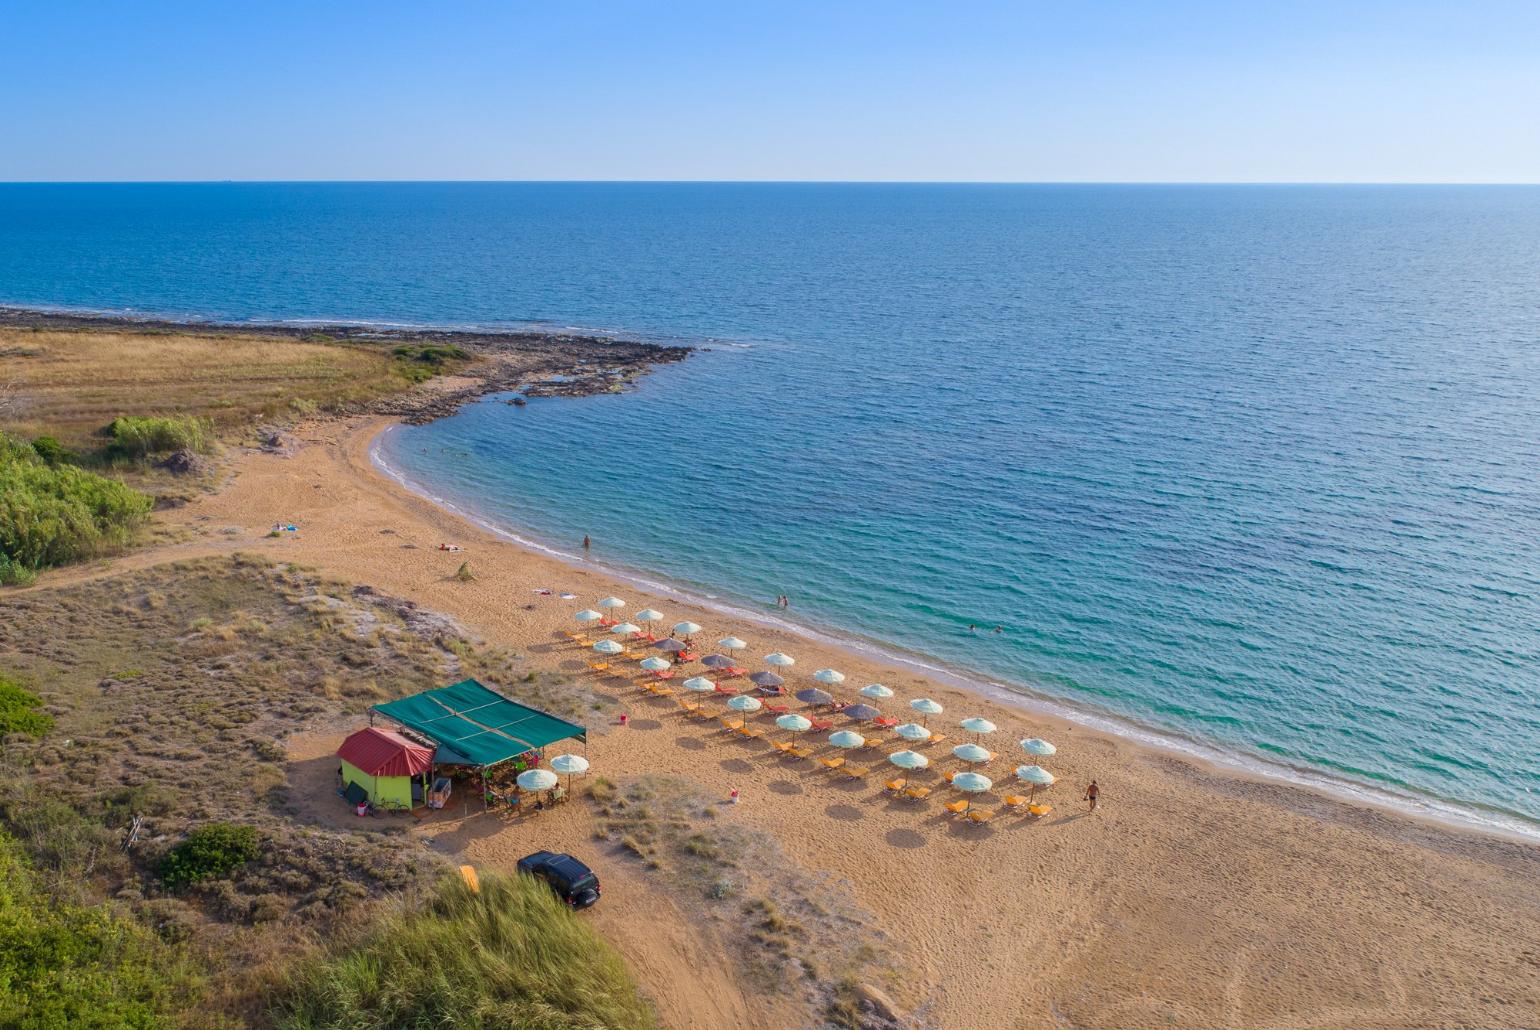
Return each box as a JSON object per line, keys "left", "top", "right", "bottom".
{"left": 773, "top": 740, "right": 797, "bottom": 753}
{"left": 735, "top": 724, "right": 764, "bottom": 740}
{"left": 588, "top": 661, "right": 610, "bottom": 672}
{"left": 966, "top": 808, "right": 993, "bottom": 824}
{"left": 819, "top": 756, "right": 846, "bottom": 771}
{"left": 789, "top": 746, "right": 814, "bottom": 759}
{"left": 872, "top": 717, "right": 899, "bottom": 728}
{"left": 712, "top": 684, "right": 739, "bottom": 695}
{"left": 1002, "top": 794, "right": 1028, "bottom": 810}
{"left": 943, "top": 799, "right": 970, "bottom": 815}
{"left": 841, "top": 764, "right": 869, "bottom": 779}
{"left": 650, "top": 685, "right": 675, "bottom": 697}
{"left": 809, "top": 718, "right": 834, "bottom": 731}
{"left": 884, "top": 777, "right": 908, "bottom": 794}
{"left": 922, "top": 734, "right": 946, "bottom": 747}
{"left": 763, "top": 702, "right": 790, "bottom": 714}
{"left": 719, "top": 717, "right": 744, "bottom": 731}
{"left": 677, "top": 699, "right": 700, "bottom": 714}
{"left": 902, "top": 785, "right": 931, "bottom": 801}
{"left": 1028, "top": 804, "right": 1053, "bottom": 818}
{"left": 941, "top": 770, "right": 957, "bottom": 784}
{"left": 725, "top": 666, "right": 748, "bottom": 677}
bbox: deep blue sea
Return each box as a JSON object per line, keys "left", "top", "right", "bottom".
{"left": 2, "top": 182, "right": 1538, "bottom": 835}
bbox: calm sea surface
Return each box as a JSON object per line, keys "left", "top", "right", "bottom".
{"left": 2, "top": 182, "right": 1537, "bottom": 833}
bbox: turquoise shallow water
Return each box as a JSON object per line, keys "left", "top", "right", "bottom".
{"left": 2, "top": 182, "right": 1538, "bottom": 833}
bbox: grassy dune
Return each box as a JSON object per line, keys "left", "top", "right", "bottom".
{"left": 0, "top": 327, "right": 451, "bottom": 447}
{"left": 272, "top": 873, "right": 656, "bottom": 1030}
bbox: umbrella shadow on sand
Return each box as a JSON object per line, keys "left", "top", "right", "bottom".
{"left": 624, "top": 718, "right": 663, "bottom": 732}
{"left": 767, "top": 779, "right": 804, "bottom": 796}
{"left": 719, "top": 758, "right": 755, "bottom": 775}
{"left": 885, "top": 827, "right": 927, "bottom": 849}
{"left": 675, "top": 735, "right": 707, "bottom": 751}
{"left": 824, "top": 803, "right": 863, "bottom": 822}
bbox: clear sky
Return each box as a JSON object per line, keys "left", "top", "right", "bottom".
{"left": 3, "top": 0, "right": 1537, "bottom": 182}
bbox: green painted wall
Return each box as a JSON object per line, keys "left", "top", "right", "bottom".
{"left": 340, "top": 759, "right": 414, "bottom": 807}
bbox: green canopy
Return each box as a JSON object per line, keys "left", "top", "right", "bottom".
{"left": 372, "top": 679, "right": 586, "bottom": 768}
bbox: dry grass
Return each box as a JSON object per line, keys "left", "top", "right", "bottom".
{"left": 0, "top": 555, "right": 528, "bottom": 1020}
{"left": 0, "top": 327, "right": 442, "bottom": 446}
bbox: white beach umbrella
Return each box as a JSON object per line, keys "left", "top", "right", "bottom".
{"left": 959, "top": 717, "right": 997, "bottom": 736}
{"left": 672, "top": 621, "right": 703, "bottom": 636}
{"left": 516, "top": 768, "right": 559, "bottom": 792}
{"left": 893, "top": 722, "right": 932, "bottom": 742}
{"left": 682, "top": 676, "right": 716, "bottom": 693}
{"left": 859, "top": 683, "right": 894, "bottom": 701}
{"left": 1019, "top": 738, "right": 1057, "bottom": 757}
{"left": 610, "top": 622, "right": 641, "bottom": 635}
{"left": 548, "top": 753, "right": 590, "bottom": 791}
{"left": 813, "top": 668, "right": 847, "bottom": 686}
{"left": 952, "top": 742, "right": 993, "bottom": 764}
{"left": 727, "top": 694, "right": 762, "bottom": 713}
{"left": 764, "top": 652, "right": 796, "bottom": 668}
{"left": 1015, "top": 764, "right": 1056, "bottom": 803}
{"left": 775, "top": 713, "right": 812, "bottom": 743}
{"left": 592, "top": 639, "right": 624, "bottom": 655}
{"left": 828, "top": 730, "right": 866, "bottom": 749}
{"left": 639, "top": 656, "right": 672, "bottom": 672}
{"left": 950, "top": 771, "right": 993, "bottom": 811}
{"left": 718, "top": 636, "right": 748, "bottom": 652}
{"left": 549, "top": 754, "right": 590, "bottom": 776}
{"left": 635, "top": 608, "right": 665, "bottom": 625}
{"left": 888, "top": 750, "right": 929, "bottom": 771}
{"left": 596, "top": 597, "right": 627, "bottom": 612}
{"left": 574, "top": 609, "right": 603, "bottom": 623}
{"left": 909, "top": 697, "right": 944, "bottom": 725}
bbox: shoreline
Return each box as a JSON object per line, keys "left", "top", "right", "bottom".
{"left": 144, "top": 410, "right": 1540, "bottom": 1027}
{"left": 369, "top": 423, "right": 1540, "bottom": 847}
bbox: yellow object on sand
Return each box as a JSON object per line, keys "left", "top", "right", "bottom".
{"left": 1028, "top": 804, "right": 1053, "bottom": 817}
{"left": 460, "top": 865, "right": 480, "bottom": 893}
{"left": 944, "top": 799, "right": 970, "bottom": 815}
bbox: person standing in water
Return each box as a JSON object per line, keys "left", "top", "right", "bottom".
{"left": 582, "top": 534, "right": 591, "bottom": 551}
{"left": 1084, "top": 780, "right": 1100, "bottom": 813}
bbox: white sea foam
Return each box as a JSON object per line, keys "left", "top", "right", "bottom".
{"left": 370, "top": 425, "right": 1540, "bottom": 846}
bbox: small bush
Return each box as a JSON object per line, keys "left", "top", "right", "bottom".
{"left": 391, "top": 344, "right": 468, "bottom": 366}
{"left": 1, "top": 431, "right": 153, "bottom": 574}
{"left": 30, "top": 435, "right": 75, "bottom": 467}
{"left": 158, "top": 822, "right": 262, "bottom": 890}
{"left": 105, "top": 415, "right": 212, "bottom": 459}
{"left": 0, "top": 675, "right": 53, "bottom": 738}
{"left": 454, "top": 561, "right": 475, "bottom": 582}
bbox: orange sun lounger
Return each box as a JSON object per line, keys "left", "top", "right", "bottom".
{"left": 884, "top": 777, "right": 907, "bottom": 794}
{"left": 943, "top": 799, "right": 970, "bottom": 815}
{"left": 966, "top": 808, "right": 994, "bottom": 824}
{"left": 903, "top": 785, "right": 932, "bottom": 801}
{"left": 819, "top": 756, "right": 845, "bottom": 771}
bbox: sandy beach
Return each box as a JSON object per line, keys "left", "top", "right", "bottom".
{"left": 104, "top": 413, "right": 1540, "bottom": 1029}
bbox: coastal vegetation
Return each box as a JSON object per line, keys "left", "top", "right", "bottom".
{"left": 0, "top": 430, "right": 152, "bottom": 584}
{"left": 271, "top": 872, "right": 655, "bottom": 1029}
{"left": 0, "top": 325, "right": 469, "bottom": 450}
{"left": 105, "top": 414, "right": 213, "bottom": 460}
{"left": 0, "top": 556, "right": 637, "bottom": 1025}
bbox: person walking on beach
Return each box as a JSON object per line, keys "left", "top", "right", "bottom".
{"left": 1084, "top": 780, "right": 1100, "bottom": 813}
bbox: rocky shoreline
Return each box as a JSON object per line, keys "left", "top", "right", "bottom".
{"left": 0, "top": 305, "right": 693, "bottom": 424}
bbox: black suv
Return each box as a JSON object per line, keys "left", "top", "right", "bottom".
{"left": 516, "top": 851, "right": 601, "bottom": 909}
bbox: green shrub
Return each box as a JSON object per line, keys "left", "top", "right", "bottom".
{"left": 105, "top": 415, "right": 211, "bottom": 459}
{"left": 0, "top": 831, "right": 200, "bottom": 1028}
{"left": 0, "top": 432, "right": 153, "bottom": 576}
{"left": 29, "top": 436, "right": 75, "bottom": 467}
{"left": 158, "top": 823, "right": 262, "bottom": 890}
{"left": 271, "top": 872, "right": 655, "bottom": 1029}
{"left": 392, "top": 343, "right": 468, "bottom": 365}
{"left": 0, "top": 676, "right": 53, "bottom": 738}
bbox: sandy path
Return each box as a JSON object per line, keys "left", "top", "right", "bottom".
{"left": 90, "top": 416, "right": 1540, "bottom": 1029}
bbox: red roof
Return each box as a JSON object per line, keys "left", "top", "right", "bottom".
{"left": 338, "top": 727, "right": 435, "bottom": 777}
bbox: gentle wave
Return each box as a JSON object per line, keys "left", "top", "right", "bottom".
{"left": 370, "top": 426, "right": 1540, "bottom": 844}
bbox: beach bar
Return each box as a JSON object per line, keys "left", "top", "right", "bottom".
{"left": 336, "top": 727, "right": 435, "bottom": 810}
{"left": 369, "top": 678, "right": 587, "bottom": 809}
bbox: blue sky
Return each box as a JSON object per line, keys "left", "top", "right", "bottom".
{"left": 3, "top": 1, "right": 1537, "bottom": 182}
